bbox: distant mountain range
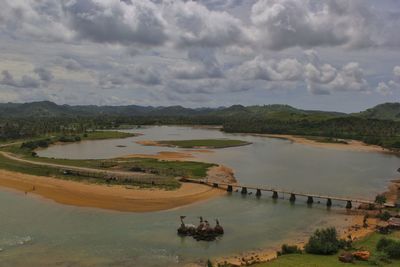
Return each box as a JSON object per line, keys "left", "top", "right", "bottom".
{"left": 0, "top": 101, "right": 399, "bottom": 121}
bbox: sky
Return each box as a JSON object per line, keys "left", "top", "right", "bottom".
{"left": 0, "top": 0, "right": 400, "bottom": 112}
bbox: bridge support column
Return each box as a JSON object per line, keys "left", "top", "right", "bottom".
{"left": 289, "top": 193, "right": 296, "bottom": 203}
{"left": 256, "top": 189, "right": 262, "bottom": 197}
{"left": 307, "top": 196, "right": 314, "bottom": 205}
{"left": 346, "top": 201, "right": 352, "bottom": 209}
{"left": 241, "top": 187, "right": 248, "bottom": 195}
{"left": 327, "top": 198, "right": 332, "bottom": 207}
{"left": 213, "top": 183, "right": 219, "bottom": 188}
{"left": 227, "top": 185, "right": 233, "bottom": 192}
{"left": 272, "top": 191, "right": 278, "bottom": 199}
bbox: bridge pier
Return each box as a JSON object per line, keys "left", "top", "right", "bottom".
{"left": 272, "top": 191, "right": 278, "bottom": 199}
{"left": 289, "top": 193, "right": 296, "bottom": 203}
{"left": 346, "top": 201, "right": 352, "bottom": 209}
{"left": 227, "top": 185, "right": 233, "bottom": 192}
{"left": 307, "top": 196, "right": 314, "bottom": 205}
{"left": 327, "top": 198, "right": 332, "bottom": 207}
{"left": 256, "top": 189, "right": 262, "bottom": 197}
{"left": 241, "top": 187, "right": 248, "bottom": 195}
{"left": 213, "top": 183, "right": 219, "bottom": 188}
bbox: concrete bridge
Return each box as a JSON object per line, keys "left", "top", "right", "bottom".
{"left": 183, "top": 178, "right": 395, "bottom": 209}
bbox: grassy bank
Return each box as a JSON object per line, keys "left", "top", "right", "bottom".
{"left": 156, "top": 139, "right": 251, "bottom": 149}
{"left": 256, "top": 232, "right": 400, "bottom": 267}
{"left": 0, "top": 134, "right": 216, "bottom": 190}
{"left": 302, "top": 136, "right": 349, "bottom": 145}
{"left": 81, "top": 130, "right": 137, "bottom": 140}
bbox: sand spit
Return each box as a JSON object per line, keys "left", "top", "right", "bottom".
{"left": 263, "top": 134, "right": 388, "bottom": 153}
{"left": 0, "top": 169, "right": 226, "bottom": 212}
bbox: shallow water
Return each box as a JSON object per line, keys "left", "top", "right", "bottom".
{"left": 1, "top": 126, "right": 399, "bottom": 266}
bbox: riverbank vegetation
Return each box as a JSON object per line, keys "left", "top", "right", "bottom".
{"left": 2, "top": 102, "right": 400, "bottom": 151}
{"left": 151, "top": 139, "right": 251, "bottom": 149}
{"left": 0, "top": 150, "right": 216, "bottom": 190}
{"left": 0, "top": 135, "right": 216, "bottom": 190}
{"left": 254, "top": 231, "right": 400, "bottom": 267}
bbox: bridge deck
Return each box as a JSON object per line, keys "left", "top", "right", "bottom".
{"left": 184, "top": 178, "right": 395, "bottom": 208}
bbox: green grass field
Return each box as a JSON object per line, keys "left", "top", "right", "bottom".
{"left": 256, "top": 232, "right": 400, "bottom": 267}
{"left": 157, "top": 139, "right": 251, "bottom": 148}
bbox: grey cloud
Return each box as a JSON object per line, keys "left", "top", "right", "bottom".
{"left": 2, "top": 0, "right": 398, "bottom": 51}
{"left": 376, "top": 66, "right": 400, "bottom": 95}
{"left": 131, "top": 66, "right": 162, "bottom": 86}
{"left": 233, "top": 56, "right": 303, "bottom": 81}
{"left": 1, "top": 70, "right": 40, "bottom": 88}
{"left": 251, "top": 0, "right": 399, "bottom": 50}
{"left": 64, "top": 59, "right": 82, "bottom": 71}
{"left": 164, "top": 0, "right": 249, "bottom": 48}
{"left": 99, "top": 66, "right": 162, "bottom": 89}
{"left": 171, "top": 47, "right": 223, "bottom": 79}
{"left": 63, "top": 0, "right": 167, "bottom": 46}
{"left": 232, "top": 51, "right": 369, "bottom": 95}
{"left": 34, "top": 67, "right": 54, "bottom": 82}
{"left": 305, "top": 62, "right": 368, "bottom": 95}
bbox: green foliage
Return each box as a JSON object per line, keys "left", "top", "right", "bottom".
{"left": 21, "top": 138, "right": 53, "bottom": 150}
{"left": 376, "top": 211, "right": 392, "bottom": 221}
{"left": 2, "top": 101, "right": 400, "bottom": 150}
{"left": 157, "top": 139, "right": 250, "bottom": 149}
{"left": 207, "top": 259, "right": 213, "bottom": 267}
{"left": 118, "top": 158, "right": 216, "bottom": 179}
{"left": 375, "top": 195, "right": 387, "bottom": 205}
{"left": 356, "top": 103, "right": 400, "bottom": 121}
{"left": 305, "top": 228, "right": 343, "bottom": 255}
{"left": 58, "top": 135, "right": 81, "bottom": 142}
{"left": 280, "top": 244, "right": 302, "bottom": 255}
{"left": 377, "top": 238, "right": 400, "bottom": 259}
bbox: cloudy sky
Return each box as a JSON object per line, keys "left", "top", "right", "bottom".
{"left": 0, "top": 0, "right": 399, "bottom": 112}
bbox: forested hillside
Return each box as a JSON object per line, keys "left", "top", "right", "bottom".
{"left": 1, "top": 101, "right": 400, "bottom": 150}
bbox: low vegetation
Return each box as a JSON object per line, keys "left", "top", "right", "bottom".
{"left": 256, "top": 230, "right": 400, "bottom": 267}
{"left": 157, "top": 139, "right": 251, "bottom": 149}
{"left": 305, "top": 227, "right": 347, "bottom": 255}
{"left": 278, "top": 244, "right": 302, "bottom": 255}
{"left": 0, "top": 133, "right": 215, "bottom": 190}
{"left": 377, "top": 237, "right": 400, "bottom": 259}
{"left": 303, "top": 136, "right": 348, "bottom": 144}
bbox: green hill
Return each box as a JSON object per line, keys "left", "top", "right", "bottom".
{"left": 355, "top": 103, "right": 400, "bottom": 121}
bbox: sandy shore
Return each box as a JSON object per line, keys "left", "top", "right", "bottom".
{"left": 0, "top": 169, "right": 225, "bottom": 212}
{"left": 263, "top": 134, "right": 388, "bottom": 153}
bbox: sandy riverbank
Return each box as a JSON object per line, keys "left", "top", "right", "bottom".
{"left": 263, "top": 134, "right": 388, "bottom": 153}
{"left": 0, "top": 169, "right": 226, "bottom": 212}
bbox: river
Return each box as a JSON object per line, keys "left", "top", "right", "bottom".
{"left": 0, "top": 126, "right": 398, "bottom": 266}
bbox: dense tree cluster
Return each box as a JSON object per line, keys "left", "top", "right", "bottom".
{"left": 1, "top": 106, "right": 400, "bottom": 150}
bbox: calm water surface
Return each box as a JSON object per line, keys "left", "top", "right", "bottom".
{"left": 1, "top": 126, "right": 399, "bottom": 266}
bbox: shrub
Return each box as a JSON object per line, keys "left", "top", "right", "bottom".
{"left": 375, "top": 194, "right": 387, "bottom": 205}
{"left": 21, "top": 139, "right": 51, "bottom": 150}
{"left": 376, "top": 211, "right": 392, "bottom": 221}
{"left": 305, "top": 227, "right": 343, "bottom": 255}
{"left": 377, "top": 238, "right": 393, "bottom": 251}
{"left": 377, "top": 237, "right": 400, "bottom": 259}
{"left": 280, "top": 244, "right": 302, "bottom": 255}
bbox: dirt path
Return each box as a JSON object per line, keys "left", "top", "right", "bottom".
{"left": 0, "top": 151, "right": 148, "bottom": 178}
